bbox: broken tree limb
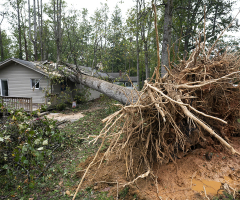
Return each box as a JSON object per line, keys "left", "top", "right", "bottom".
{"left": 176, "top": 95, "right": 240, "bottom": 156}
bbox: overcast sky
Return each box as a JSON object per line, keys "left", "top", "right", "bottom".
{"left": 64, "top": 0, "right": 136, "bottom": 18}
{"left": 0, "top": 0, "right": 136, "bottom": 32}
{"left": 0, "top": 0, "right": 239, "bottom": 37}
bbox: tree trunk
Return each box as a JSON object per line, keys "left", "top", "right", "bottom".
{"left": 0, "top": 14, "right": 4, "bottom": 61}
{"left": 28, "top": 0, "right": 32, "bottom": 59}
{"left": 136, "top": 0, "right": 140, "bottom": 90}
{"left": 33, "top": 0, "right": 37, "bottom": 60}
{"left": 0, "top": 27, "right": 4, "bottom": 61}
{"left": 17, "top": 0, "right": 23, "bottom": 59}
{"left": 56, "top": 0, "right": 62, "bottom": 63}
{"left": 212, "top": 0, "right": 219, "bottom": 40}
{"left": 161, "top": 0, "right": 173, "bottom": 77}
{"left": 23, "top": 28, "right": 29, "bottom": 60}
{"left": 140, "top": 0, "right": 149, "bottom": 80}
{"left": 40, "top": 0, "right": 43, "bottom": 60}
{"left": 67, "top": 72, "right": 139, "bottom": 105}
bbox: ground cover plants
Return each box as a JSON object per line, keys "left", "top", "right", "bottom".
{"left": 0, "top": 97, "right": 120, "bottom": 199}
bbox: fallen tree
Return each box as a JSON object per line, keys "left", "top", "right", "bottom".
{"left": 60, "top": 62, "right": 140, "bottom": 105}
{"left": 67, "top": 8, "right": 240, "bottom": 198}
{"left": 70, "top": 35, "right": 240, "bottom": 199}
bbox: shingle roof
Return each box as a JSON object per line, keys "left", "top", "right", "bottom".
{"left": 0, "top": 58, "right": 49, "bottom": 76}
{"left": 108, "top": 72, "right": 138, "bottom": 82}
{"left": 0, "top": 58, "right": 113, "bottom": 79}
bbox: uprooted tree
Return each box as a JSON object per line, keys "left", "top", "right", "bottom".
{"left": 61, "top": 9, "right": 240, "bottom": 199}
{"left": 67, "top": 34, "right": 240, "bottom": 199}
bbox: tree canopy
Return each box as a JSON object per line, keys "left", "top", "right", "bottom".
{"left": 0, "top": 0, "right": 239, "bottom": 88}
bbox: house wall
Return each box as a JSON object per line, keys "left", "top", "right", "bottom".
{"left": 51, "top": 80, "right": 101, "bottom": 104}
{"left": 76, "top": 84, "right": 101, "bottom": 100}
{"left": 113, "top": 81, "right": 138, "bottom": 90}
{"left": 0, "top": 63, "right": 49, "bottom": 103}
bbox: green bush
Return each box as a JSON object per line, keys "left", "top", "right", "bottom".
{"left": 55, "top": 102, "right": 67, "bottom": 111}
{"left": 74, "top": 87, "right": 91, "bottom": 104}
{"left": 0, "top": 108, "right": 65, "bottom": 188}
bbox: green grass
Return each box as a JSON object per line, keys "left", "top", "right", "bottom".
{"left": 0, "top": 96, "right": 119, "bottom": 199}
{"left": 212, "top": 191, "right": 240, "bottom": 200}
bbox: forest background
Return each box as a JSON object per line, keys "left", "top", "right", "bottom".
{"left": 0, "top": 0, "right": 240, "bottom": 89}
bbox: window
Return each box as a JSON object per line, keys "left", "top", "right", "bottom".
{"left": 0, "top": 80, "right": 8, "bottom": 96}
{"left": 125, "top": 82, "right": 132, "bottom": 87}
{"left": 31, "top": 79, "right": 40, "bottom": 89}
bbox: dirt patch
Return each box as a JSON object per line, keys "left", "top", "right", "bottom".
{"left": 46, "top": 112, "right": 84, "bottom": 122}
{"left": 74, "top": 137, "right": 240, "bottom": 199}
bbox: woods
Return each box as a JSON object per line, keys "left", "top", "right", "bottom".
{"left": 1, "top": 0, "right": 240, "bottom": 199}
{"left": 0, "top": 0, "right": 239, "bottom": 89}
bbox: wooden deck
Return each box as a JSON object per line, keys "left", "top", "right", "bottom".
{"left": 0, "top": 96, "right": 33, "bottom": 112}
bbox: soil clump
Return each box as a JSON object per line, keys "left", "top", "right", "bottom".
{"left": 75, "top": 138, "right": 240, "bottom": 199}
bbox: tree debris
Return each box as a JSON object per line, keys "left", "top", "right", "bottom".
{"left": 73, "top": 20, "right": 240, "bottom": 200}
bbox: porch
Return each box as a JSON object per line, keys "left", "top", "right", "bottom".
{"left": 0, "top": 96, "right": 33, "bottom": 112}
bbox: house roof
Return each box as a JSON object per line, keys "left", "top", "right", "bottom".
{"left": 108, "top": 72, "right": 138, "bottom": 82}
{"left": 0, "top": 58, "right": 49, "bottom": 76}
{"left": 0, "top": 58, "right": 112, "bottom": 80}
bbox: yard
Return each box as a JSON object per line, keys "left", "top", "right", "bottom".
{"left": 0, "top": 96, "right": 240, "bottom": 200}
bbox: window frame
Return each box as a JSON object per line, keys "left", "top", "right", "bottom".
{"left": 31, "top": 78, "right": 40, "bottom": 89}
{"left": 0, "top": 79, "right": 9, "bottom": 96}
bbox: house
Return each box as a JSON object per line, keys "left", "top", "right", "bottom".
{"left": 108, "top": 71, "right": 138, "bottom": 89}
{"left": 0, "top": 58, "right": 102, "bottom": 106}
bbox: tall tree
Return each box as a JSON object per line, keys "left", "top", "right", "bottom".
{"left": 0, "top": 12, "right": 6, "bottom": 61}
{"left": 161, "top": 0, "right": 173, "bottom": 77}
{"left": 16, "top": 0, "right": 23, "bottom": 59}
{"left": 54, "top": 0, "right": 62, "bottom": 63}
{"left": 108, "top": 5, "right": 125, "bottom": 72}
{"left": 136, "top": 0, "right": 140, "bottom": 89}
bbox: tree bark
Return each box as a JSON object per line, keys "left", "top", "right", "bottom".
{"left": 56, "top": 0, "right": 62, "bottom": 63}
{"left": 23, "top": 27, "right": 29, "bottom": 60}
{"left": 136, "top": 0, "right": 140, "bottom": 90}
{"left": 40, "top": 0, "right": 43, "bottom": 60}
{"left": 67, "top": 72, "right": 139, "bottom": 105}
{"left": 16, "top": 0, "right": 23, "bottom": 59}
{"left": 33, "top": 0, "right": 38, "bottom": 60}
{"left": 161, "top": 0, "right": 173, "bottom": 77}
{"left": 0, "top": 13, "right": 5, "bottom": 61}
{"left": 0, "top": 27, "right": 4, "bottom": 61}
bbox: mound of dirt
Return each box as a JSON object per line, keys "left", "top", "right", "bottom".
{"left": 75, "top": 137, "right": 240, "bottom": 199}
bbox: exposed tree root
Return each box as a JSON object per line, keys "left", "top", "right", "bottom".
{"left": 73, "top": 14, "right": 240, "bottom": 200}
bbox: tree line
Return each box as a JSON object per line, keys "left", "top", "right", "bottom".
{"left": 0, "top": 0, "right": 239, "bottom": 89}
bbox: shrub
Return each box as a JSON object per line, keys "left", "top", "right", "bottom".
{"left": 56, "top": 102, "right": 67, "bottom": 111}
{"left": 74, "top": 87, "right": 91, "bottom": 104}
{"left": 0, "top": 108, "right": 65, "bottom": 188}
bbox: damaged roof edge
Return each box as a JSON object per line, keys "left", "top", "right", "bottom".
{"left": 0, "top": 58, "right": 49, "bottom": 77}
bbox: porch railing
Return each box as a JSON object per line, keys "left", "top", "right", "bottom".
{"left": 0, "top": 96, "right": 33, "bottom": 112}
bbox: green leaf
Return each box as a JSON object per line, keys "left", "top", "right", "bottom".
{"left": 37, "top": 147, "right": 44, "bottom": 151}
{"left": 23, "top": 160, "right": 29, "bottom": 165}
{"left": 2, "top": 164, "right": 8, "bottom": 169}
{"left": 34, "top": 138, "right": 41, "bottom": 145}
{"left": 29, "top": 182, "right": 35, "bottom": 188}
{"left": 237, "top": 119, "right": 240, "bottom": 123}
{"left": 42, "top": 139, "right": 48, "bottom": 146}
{"left": 22, "top": 145, "right": 28, "bottom": 152}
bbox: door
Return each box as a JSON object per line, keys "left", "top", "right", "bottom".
{"left": 1, "top": 80, "right": 8, "bottom": 96}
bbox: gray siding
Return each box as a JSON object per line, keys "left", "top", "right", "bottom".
{"left": 0, "top": 63, "right": 49, "bottom": 103}
{"left": 76, "top": 84, "right": 101, "bottom": 100}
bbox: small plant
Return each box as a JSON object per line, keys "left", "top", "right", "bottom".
{"left": 0, "top": 108, "right": 66, "bottom": 189}
{"left": 119, "top": 186, "right": 129, "bottom": 199}
{"left": 56, "top": 102, "right": 67, "bottom": 111}
{"left": 40, "top": 104, "right": 48, "bottom": 112}
{"left": 74, "top": 87, "right": 90, "bottom": 104}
